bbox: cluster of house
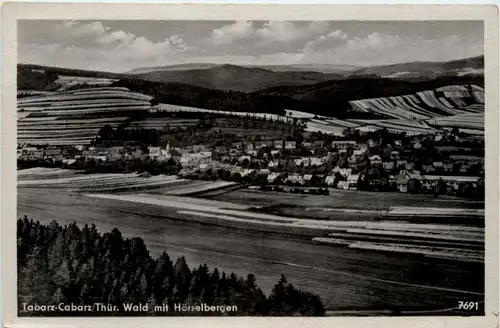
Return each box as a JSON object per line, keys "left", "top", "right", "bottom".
{"left": 18, "top": 130, "right": 484, "bottom": 195}
{"left": 17, "top": 145, "right": 146, "bottom": 164}
{"left": 215, "top": 166, "right": 481, "bottom": 194}
{"left": 17, "top": 145, "right": 84, "bottom": 163}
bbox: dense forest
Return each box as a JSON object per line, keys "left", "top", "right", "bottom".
{"left": 17, "top": 218, "right": 325, "bottom": 316}
{"left": 112, "top": 79, "right": 288, "bottom": 115}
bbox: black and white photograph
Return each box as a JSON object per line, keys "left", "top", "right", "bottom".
{"left": 2, "top": 4, "right": 499, "bottom": 323}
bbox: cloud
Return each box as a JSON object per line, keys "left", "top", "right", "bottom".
{"left": 19, "top": 21, "right": 191, "bottom": 72}
{"left": 18, "top": 20, "right": 484, "bottom": 72}
{"left": 66, "top": 21, "right": 109, "bottom": 38}
{"left": 97, "top": 30, "right": 136, "bottom": 45}
{"left": 302, "top": 29, "right": 348, "bottom": 53}
{"left": 255, "top": 21, "right": 311, "bottom": 43}
{"left": 347, "top": 32, "right": 403, "bottom": 50}
{"left": 209, "top": 21, "right": 255, "bottom": 45}
{"left": 207, "top": 21, "right": 334, "bottom": 47}
{"left": 301, "top": 33, "right": 482, "bottom": 66}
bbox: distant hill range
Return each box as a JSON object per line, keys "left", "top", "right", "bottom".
{"left": 350, "top": 55, "right": 484, "bottom": 79}
{"left": 19, "top": 55, "right": 483, "bottom": 93}
{"left": 127, "top": 64, "right": 346, "bottom": 92}
{"left": 128, "top": 63, "right": 361, "bottom": 74}
{"left": 126, "top": 55, "right": 483, "bottom": 92}
{"left": 17, "top": 55, "right": 484, "bottom": 118}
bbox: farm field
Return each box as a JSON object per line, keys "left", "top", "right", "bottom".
{"left": 306, "top": 84, "right": 486, "bottom": 137}
{"left": 305, "top": 118, "right": 359, "bottom": 136}
{"left": 17, "top": 169, "right": 484, "bottom": 259}
{"left": 143, "top": 179, "right": 238, "bottom": 196}
{"left": 16, "top": 169, "right": 237, "bottom": 196}
{"left": 349, "top": 85, "right": 484, "bottom": 120}
{"left": 17, "top": 87, "right": 153, "bottom": 145}
{"left": 126, "top": 118, "right": 199, "bottom": 130}
{"left": 349, "top": 118, "right": 440, "bottom": 135}
{"left": 207, "top": 188, "right": 484, "bottom": 211}
{"left": 17, "top": 167, "right": 84, "bottom": 180}
{"left": 427, "top": 112, "right": 484, "bottom": 135}
{"left": 18, "top": 169, "right": 484, "bottom": 262}
{"left": 274, "top": 85, "right": 484, "bottom": 137}
{"left": 152, "top": 103, "right": 294, "bottom": 123}
{"left": 53, "top": 75, "right": 118, "bottom": 91}
{"left": 84, "top": 192, "right": 484, "bottom": 263}
{"left": 17, "top": 186, "right": 484, "bottom": 312}
{"left": 17, "top": 83, "right": 484, "bottom": 144}
{"left": 17, "top": 171, "right": 181, "bottom": 192}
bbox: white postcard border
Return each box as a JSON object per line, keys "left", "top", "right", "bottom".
{"left": 2, "top": 3, "right": 499, "bottom": 328}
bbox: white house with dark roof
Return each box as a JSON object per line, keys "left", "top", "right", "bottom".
{"left": 325, "top": 175, "right": 336, "bottom": 185}
{"left": 267, "top": 173, "right": 280, "bottom": 183}
{"left": 285, "top": 141, "right": 297, "bottom": 149}
{"left": 286, "top": 173, "right": 304, "bottom": 184}
{"left": 369, "top": 155, "right": 382, "bottom": 165}
{"left": 274, "top": 140, "right": 284, "bottom": 149}
{"left": 332, "top": 166, "right": 352, "bottom": 177}
{"left": 347, "top": 174, "right": 360, "bottom": 189}
{"left": 331, "top": 140, "right": 357, "bottom": 149}
{"left": 337, "top": 180, "right": 350, "bottom": 189}
{"left": 390, "top": 151, "right": 400, "bottom": 160}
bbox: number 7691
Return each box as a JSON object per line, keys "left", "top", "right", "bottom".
{"left": 458, "top": 301, "right": 479, "bottom": 310}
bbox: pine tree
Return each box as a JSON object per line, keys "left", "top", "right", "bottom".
{"left": 80, "top": 283, "right": 90, "bottom": 303}
{"left": 52, "top": 258, "right": 71, "bottom": 287}
{"left": 47, "top": 231, "right": 66, "bottom": 274}
{"left": 268, "top": 275, "right": 292, "bottom": 315}
{"left": 146, "top": 294, "right": 158, "bottom": 316}
{"left": 47, "top": 220, "right": 60, "bottom": 241}
{"left": 18, "top": 245, "right": 50, "bottom": 306}
{"left": 51, "top": 287, "right": 67, "bottom": 305}
{"left": 173, "top": 257, "right": 191, "bottom": 303}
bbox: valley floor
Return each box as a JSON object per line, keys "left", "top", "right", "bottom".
{"left": 17, "top": 181, "right": 484, "bottom": 313}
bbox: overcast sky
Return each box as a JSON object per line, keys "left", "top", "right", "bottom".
{"left": 18, "top": 20, "right": 484, "bottom": 73}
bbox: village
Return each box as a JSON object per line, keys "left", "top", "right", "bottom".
{"left": 17, "top": 117, "right": 485, "bottom": 199}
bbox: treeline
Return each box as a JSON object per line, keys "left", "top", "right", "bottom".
{"left": 17, "top": 157, "right": 182, "bottom": 176}
{"left": 96, "top": 122, "right": 300, "bottom": 149}
{"left": 17, "top": 218, "right": 325, "bottom": 316}
{"left": 260, "top": 185, "right": 331, "bottom": 196}
{"left": 111, "top": 79, "right": 287, "bottom": 116}
{"left": 93, "top": 125, "right": 162, "bottom": 148}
